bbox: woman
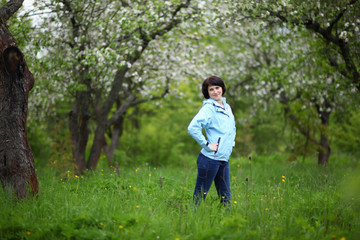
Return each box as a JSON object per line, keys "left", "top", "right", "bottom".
{"left": 188, "top": 76, "right": 236, "bottom": 205}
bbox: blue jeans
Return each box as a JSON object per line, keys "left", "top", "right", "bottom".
{"left": 193, "top": 153, "right": 231, "bottom": 205}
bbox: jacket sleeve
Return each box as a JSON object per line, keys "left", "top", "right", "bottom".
{"left": 187, "top": 105, "right": 213, "bottom": 152}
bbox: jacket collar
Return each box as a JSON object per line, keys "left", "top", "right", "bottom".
{"left": 203, "top": 97, "right": 227, "bottom": 108}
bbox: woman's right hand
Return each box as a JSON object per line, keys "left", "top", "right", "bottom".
{"left": 209, "top": 143, "right": 219, "bottom": 152}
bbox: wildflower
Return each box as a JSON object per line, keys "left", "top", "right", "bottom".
{"left": 154, "top": 168, "right": 157, "bottom": 170}
{"left": 237, "top": 195, "right": 240, "bottom": 198}
{"left": 75, "top": 175, "right": 78, "bottom": 178}
{"left": 245, "top": 177, "right": 249, "bottom": 181}
{"left": 265, "top": 208, "right": 269, "bottom": 211}
{"left": 222, "top": 196, "right": 225, "bottom": 199}
{"left": 26, "top": 231, "right": 31, "bottom": 235}
{"left": 282, "top": 179, "right": 285, "bottom": 182}
{"left": 273, "top": 197, "right": 276, "bottom": 199}
{"left": 101, "top": 169, "right": 103, "bottom": 172}
{"left": 204, "top": 192, "right": 207, "bottom": 195}
{"left": 119, "top": 225, "right": 124, "bottom": 229}
{"left": 105, "top": 188, "right": 107, "bottom": 190}
{"left": 248, "top": 156, "right": 252, "bottom": 160}
{"left": 282, "top": 176, "right": 285, "bottom": 179}
{"left": 67, "top": 170, "right": 70, "bottom": 173}
{"left": 175, "top": 238, "right": 180, "bottom": 240}
{"left": 340, "top": 237, "right": 346, "bottom": 240}
{"left": 129, "top": 185, "right": 132, "bottom": 188}
{"left": 149, "top": 174, "right": 151, "bottom": 177}
{"left": 136, "top": 205, "right": 140, "bottom": 209}
{"left": 237, "top": 164, "right": 240, "bottom": 167}
{"left": 100, "top": 222, "right": 104, "bottom": 227}
{"left": 233, "top": 201, "right": 237, "bottom": 204}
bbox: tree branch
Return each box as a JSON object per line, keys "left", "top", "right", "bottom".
{"left": 0, "top": 0, "right": 24, "bottom": 23}
{"left": 279, "top": 91, "right": 321, "bottom": 146}
{"left": 268, "top": 7, "right": 360, "bottom": 91}
{"left": 327, "top": 0, "right": 358, "bottom": 32}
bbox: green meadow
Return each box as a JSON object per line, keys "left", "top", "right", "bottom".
{"left": 1, "top": 154, "right": 359, "bottom": 240}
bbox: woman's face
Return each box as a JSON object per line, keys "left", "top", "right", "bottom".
{"left": 208, "top": 84, "right": 223, "bottom": 102}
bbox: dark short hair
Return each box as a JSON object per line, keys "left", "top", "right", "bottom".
{"left": 202, "top": 76, "right": 226, "bottom": 99}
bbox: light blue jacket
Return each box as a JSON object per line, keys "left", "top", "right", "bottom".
{"left": 188, "top": 97, "right": 236, "bottom": 162}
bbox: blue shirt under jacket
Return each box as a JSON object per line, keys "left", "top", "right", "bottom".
{"left": 188, "top": 97, "right": 236, "bottom": 162}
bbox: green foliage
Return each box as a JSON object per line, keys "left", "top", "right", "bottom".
{"left": 332, "top": 109, "right": 360, "bottom": 155}
{"left": 1, "top": 155, "right": 359, "bottom": 239}
{"left": 116, "top": 81, "right": 202, "bottom": 167}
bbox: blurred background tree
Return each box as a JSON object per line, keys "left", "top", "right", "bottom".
{"left": 6, "top": 0, "right": 359, "bottom": 172}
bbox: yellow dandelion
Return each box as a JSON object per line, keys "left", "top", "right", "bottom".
{"left": 273, "top": 197, "right": 276, "bottom": 199}
{"left": 282, "top": 179, "right": 285, "bottom": 182}
{"left": 75, "top": 175, "right": 78, "bottom": 178}
{"left": 129, "top": 185, "right": 132, "bottom": 188}
{"left": 101, "top": 169, "right": 103, "bottom": 171}
{"left": 237, "top": 164, "right": 240, "bottom": 167}
{"left": 119, "top": 225, "right": 124, "bottom": 229}
{"left": 340, "top": 237, "right": 346, "bottom": 240}
{"left": 149, "top": 174, "right": 151, "bottom": 177}
{"left": 105, "top": 188, "right": 107, "bottom": 190}
{"left": 204, "top": 192, "right": 207, "bottom": 195}
{"left": 26, "top": 231, "right": 31, "bottom": 235}
{"left": 136, "top": 205, "right": 140, "bottom": 209}
{"left": 175, "top": 238, "right": 180, "bottom": 240}
{"left": 233, "top": 201, "right": 237, "bottom": 204}
{"left": 222, "top": 196, "right": 225, "bottom": 199}
{"left": 154, "top": 168, "right": 157, "bottom": 170}
{"left": 282, "top": 175, "right": 285, "bottom": 179}
{"left": 67, "top": 170, "right": 70, "bottom": 173}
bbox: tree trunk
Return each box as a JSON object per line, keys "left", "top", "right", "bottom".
{"left": 86, "top": 93, "right": 135, "bottom": 170}
{"left": 0, "top": 22, "right": 38, "bottom": 199}
{"left": 104, "top": 116, "right": 124, "bottom": 165}
{"left": 280, "top": 91, "right": 332, "bottom": 165}
{"left": 316, "top": 103, "right": 331, "bottom": 165}
{"left": 318, "top": 132, "right": 330, "bottom": 165}
{"left": 69, "top": 78, "right": 91, "bottom": 174}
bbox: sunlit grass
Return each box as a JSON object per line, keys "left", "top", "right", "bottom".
{"left": 1, "top": 154, "right": 359, "bottom": 239}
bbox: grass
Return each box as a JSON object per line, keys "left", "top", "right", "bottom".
{"left": 1, "top": 154, "right": 360, "bottom": 240}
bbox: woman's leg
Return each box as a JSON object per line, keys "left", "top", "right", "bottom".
{"left": 214, "top": 161, "right": 231, "bottom": 205}
{"left": 193, "top": 153, "right": 220, "bottom": 204}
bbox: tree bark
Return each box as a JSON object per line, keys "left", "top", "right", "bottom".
{"left": 104, "top": 115, "right": 124, "bottom": 165}
{"left": 315, "top": 99, "right": 331, "bottom": 165}
{"left": 69, "top": 77, "right": 91, "bottom": 174}
{"left": 0, "top": 14, "right": 38, "bottom": 198}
